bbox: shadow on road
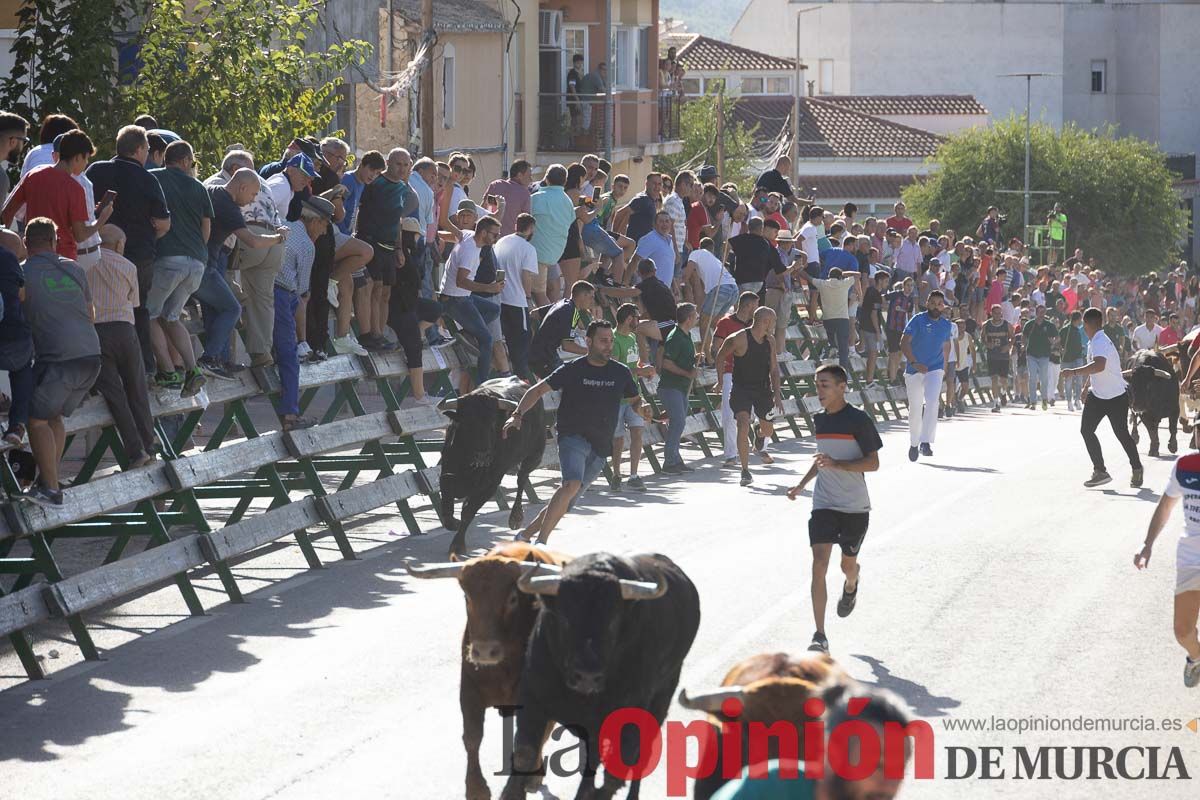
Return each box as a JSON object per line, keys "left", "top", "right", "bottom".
{"left": 920, "top": 463, "right": 999, "bottom": 474}
{"left": 851, "top": 654, "right": 962, "bottom": 718}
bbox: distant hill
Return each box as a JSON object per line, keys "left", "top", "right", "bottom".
{"left": 660, "top": 0, "right": 749, "bottom": 39}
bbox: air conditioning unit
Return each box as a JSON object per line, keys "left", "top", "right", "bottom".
{"left": 539, "top": 9, "right": 563, "bottom": 48}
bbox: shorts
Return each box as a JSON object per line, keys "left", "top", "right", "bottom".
{"left": 366, "top": 242, "right": 397, "bottom": 285}
{"left": 582, "top": 222, "right": 623, "bottom": 259}
{"left": 956, "top": 367, "right": 969, "bottom": 383}
{"left": 730, "top": 384, "right": 773, "bottom": 418}
{"left": 558, "top": 433, "right": 607, "bottom": 487}
{"left": 146, "top": 255, "right": 205, "bottom": 321}
{"left": 1176, "top": 545, "right": 1200, "bottom": 593}
{"left": 702, "top": 284, "right": 739, "bottom": 318}
{"left": 353, "top": 272, "right": 370, "bottom": 290}
{"left": 30, "top": 355, "right": 102, "bottom": 420}
{"left": 561, "top": 221, "right": 582, "bottom": 260}
{"left": 614, "top": 402, "right": 645, "bottom": 439}
{"left": 333, "top": 229, "right": 352, "bottom": 250}
{"left": 862, "top": 330, "right": 881, "bottom": 354}
{"left": 808, "top": 509, "right": 870, "bottom": 556}
{"left": 988, "top": 358, "right": 1010, "bottom": 378}
{"left": 886, "top": 329, "right": 903, "bottom": 354}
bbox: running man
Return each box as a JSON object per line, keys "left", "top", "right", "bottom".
{"left": 715, "top": 306, "right": 784, "bottom": 486}
{"left": 1061, "top": 307, "right": 1144, "bottom": 488}
{"left": 982, "top": 304, "right": 1013, "bottom": 413}
{"left": 610, "top": 303, "right": 653, "bottom": 491}
{"left": 1135, "top": 450, "right": 1200, "bottom": 688}
{"left": 900, "top": 290, "right": 953, "bottom": 461}
{"left": 786, "top": 364, "right": 882, "bottom": 655}
{"left": 713, "top": 292, "right": 760, "bottom": 466}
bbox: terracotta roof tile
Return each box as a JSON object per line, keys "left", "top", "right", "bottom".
{"left": 677, "top": 35, "right": 795, "bottom": 72}
{"left": 794, "top": 174, "right": 925, "bottom": 201}
{"left": 730, "top": 97, "right": 944, "bottom": 159}
{"left": 821, "top": 94, "right": 988, "bottom": 116}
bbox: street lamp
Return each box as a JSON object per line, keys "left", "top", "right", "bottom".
{"left": 792, "top": 5, "right": 823, "bottom": 168}
{"left": 999, "top": 72, "right": 1057, "bottom": 242}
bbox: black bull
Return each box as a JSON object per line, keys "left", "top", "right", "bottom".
{"left": 501, "top": 552, "right": 701, "bottom": 800}
{"left": 1125, "top": 349, "right": 1180, "bottom": 457}
{"left": 437, "top": 377, "right": 546, "bottom": 560}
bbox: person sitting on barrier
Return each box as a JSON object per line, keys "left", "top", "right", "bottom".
{"left": 22, "top": 217, "right": 103, "bottom": 507}
{"left": 91, "top": 225, "right": 157, "bottom": 469}
{"left": 0, "top": 226, "right": 33, "bottom": 447}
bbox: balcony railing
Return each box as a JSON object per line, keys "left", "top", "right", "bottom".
{"left": 537, "top": 91, "right": 681, "bottom": 154}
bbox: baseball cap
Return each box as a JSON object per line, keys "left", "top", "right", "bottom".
{"left": 301, "top": 195, "right": 335, "bottom": 220}
{"left": 457, "top": 198, "right": 478, "bottom": 213}
{"left": 286, "top": 153, "right": 318, "bottom": 178}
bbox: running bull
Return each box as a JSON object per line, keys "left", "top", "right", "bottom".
{"left": 1125, "top": 349, "right": 1179, "bottom": 457}
{"left": 679, "top": 652, "right": 846, "bottom": 799}
{"left": 500, "top": 552, "right": 701, "bottom": 800}
{"left": 436, "top": 377, "right": 546, "bottom": 560}
{"left": 406, "top": 542, "right": 571, "bottom": 800}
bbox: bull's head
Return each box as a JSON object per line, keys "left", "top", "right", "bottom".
{"left": 1122, "top": 364, "right": 1173, "bottom": 414}
{"left": 438, "top": 392, "right": 519, "bottom": 472}
{"left": 518, "top": 560, "right": 667, "bottom": 695}
{"left": 406, "top": 551, "right": 563, "bottom": 666}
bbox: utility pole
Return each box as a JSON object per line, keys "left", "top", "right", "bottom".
{"left": 1000, "top": 72, "right": 1056, "bottom": 243}
{"left": 715, "top": 89, "right": 725, "bottom": 178}
{"left": 791, "top": 6, "right": 820, "bottom": 168}
{"left": 421, "top": 0, "right": 435, "bottom": 159}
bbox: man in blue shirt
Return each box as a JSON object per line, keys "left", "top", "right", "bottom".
{"left": 900, "top": 290, "right": 953, "bottom": 461}
{"left": 820, "top": 236, "right": 858, "bottom": 279}
{"left": 634, "top": 210, "right": 677, "bottom": 287}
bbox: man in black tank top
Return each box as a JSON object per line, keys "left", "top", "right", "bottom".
{"left": 981, "top": 304, "right": 1014, "bottom": 412}
{"left": 715, "top": 306, "right": 784, "bottom": 486}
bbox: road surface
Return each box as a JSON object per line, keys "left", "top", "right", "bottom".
{"left": 2, "top": 405, "right": 1199, "bottom": 798}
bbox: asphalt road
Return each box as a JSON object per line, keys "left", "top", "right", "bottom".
{"left": 2, "top": 404, "right": 1199, "bottom": 799}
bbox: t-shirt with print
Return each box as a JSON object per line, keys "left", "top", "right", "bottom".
{"left": 660, "top": 325, "right": 696, "bottom": 392}
{"left": 546, "top": 357, "right": 638, "bottom": 457}
{"left": 151, "top": 166, "right": 214, "bottom": 263}
{"left": 1162, "top": 453, "right": 1200, "bottom": 569}
{"left": 22, "top": 252, "right": 101, "bottom": 362}
{"left": 813, "top": 403, "right": 883, "bottom": 513}
{"left": 982, "top": 319, "right": 1012, "bottom": 361}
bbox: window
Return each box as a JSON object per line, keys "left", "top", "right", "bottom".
{"left": 766, "top": 76, "right": 791, "bottom": 94}
{"left": 1091, "top": 59, "right": 1106, "bottom": 94}
{"left": 442, "top": 44, "right": 456, "bottom": 128}
{"left": 563, "top": 25, "right": 588, "bottom": 91}
{"left": 819, "top": 59, "right": 834, "bottom": 95}
{"left": 681, "top": 77, "right": 701, "bottom": 95}
{"left": 611, "top": 27, "right": 648, "bottom": 89}
{"left": 740, "top": 76, "right": 764, "bottom": 94}
{"left": 705, "top": 77, "right": 726, "bottom": 94}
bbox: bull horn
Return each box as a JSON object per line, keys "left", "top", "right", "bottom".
{"left": 1122, "top": 369, "right": 1132, "bottom": 379}
{"left": 517, "top": 566, "right": 562, "bottom": 596}
{"left": 436, "top": 395, "right": 460, "bottom": 412}
{"left": 495, "top": 398, "right": 519, "bottom": 412}
{"left": 678, "top": 686, "right": 746, "bottom": 712}
{"left": 619, "top": 575, "right": 668, "bottom": 601}
{"left": 404, "top": 560, "right": 466, "bottom": 579}
{"left": 1154, "top": 368, "right": 1173, "bottom": 380}
{"left": 518, "top": 561, "right": 563, "bottom": 576}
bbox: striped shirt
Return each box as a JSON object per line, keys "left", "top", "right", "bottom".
{"left": 276, "top": 220, "right": 314, "bottom": 294}
{"left": 88, "top": 247, "right": 139, "bottom": 325}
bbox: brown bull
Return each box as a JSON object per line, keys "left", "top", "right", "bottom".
{"left": 405, "top": 542, "right": 571, "bottom": 800}
{"left": 679, "top": 652, "right": 847, "bottom": 800}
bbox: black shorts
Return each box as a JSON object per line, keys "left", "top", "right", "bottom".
{"left": 809, "top": 509, "right": 870, "bottom": 556}
{"left": 987, "top": 358, "right": 1010, "bottom": 378}
{"left": 561, "top": 221, "right": 582, "bottom": 261}
{"left": 886, "top": 329, "right": 903, "bottom": 354}
{"left": 366, "top": 243, "right": 397, "bottom": 286}
{"left": 730, "top": 384, "right": 773, "bottom": 418}
{"left": 956, "top": 367, "right": 969, "bottom": 383}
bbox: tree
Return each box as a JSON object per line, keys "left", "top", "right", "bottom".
{"left": 120, "top": 0, "right": 371, "bottom": 170}
{"left": 903, "top": 117, "right": 1187, "bottom": 273}
{"left": 655, "top": 90, "right": 757, "bottom": 190}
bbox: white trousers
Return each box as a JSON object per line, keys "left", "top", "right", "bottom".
{"left": 720, "top": 372, "right": 736, "bottom": 458}
{"left": 905, "top": 368, "right": 944, "bottom": 447}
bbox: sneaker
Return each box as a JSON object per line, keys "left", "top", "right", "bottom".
{"left": 1185, "top": 657, "right": 1200, "bottom": 688}
{"left": 740, "top": 469, "right": 753, "bottom": 486}
{"left": 611, "top": 476, "right": 623, "bottom": 492}
{"left": 331, "top": 334, "right": 369, "bottom": 356}
{"left": 1131, "top": 468, "right": 1144, "bottom": 488}
{"left": 222, "top": 361, "right": 249, "bottom": 373}
{"left": 1041, "top": 401, "right": 1048, "bottom": 410}
{"left": 181, "top": 367, "right": 206, "bottom": 398}
{"left": 130, "top": 451, "right": 156, "bottom": 469}
{"left": 196, "top": 357, "right": 233, "bottom": 380}
{"left": 662, "top": 463, "right": 684, "bottom": 474}
{"left": 919, "top": 443, "right": 933, "bottom": 457}
{"left": 283, "top": 415, "right": 318, "bottom": 431}
{"left": 249, "top": 353, "right": 274, "bottom": 369}
{"left": 908, "top": 446, "right": 919, "bottom": 462}
{"left": 364, "top": 336, "right": 397, "bottom": 353}
{"left": 296, "top": 341, "right": 313, "bottom": 360}
{"left": 1083, "top": 470, "right": 1112, "bottom": 488}
{"left": 807, "top": 631, "right": 830, "bottom": 655}
{"left": 991, "top": 403, "right": 1001, "bottom": 413}
{"left": 836, "top": 579, "right": 859, "bottom": 618}
{"left": 626, "top": 475, "right": 646, "bottom": 491}
{"left": 155, "top": 370, "right": 184, "bottom": 390}
{"left": 24, "top": 483, "right": 63, "bottom": 507}
{"left": 428, "top": 333, "right": 455, "bottom": 348}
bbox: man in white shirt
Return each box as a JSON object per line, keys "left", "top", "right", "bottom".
{"left": 440, "top": 216, "right": 504, "bottom": 386}
{"left": 662, "top": 170, "right": 694, "bottom": 274}
{"left": 1133, "top": 309, "right": 1164, "bottom": 351}
{"left": 682, "top": 237, "right": 738, "bottom": 358}
{"left": 1062, "top": 307, "right": 1143, "bottom": 488}
{"left": 797, "top": 205, "right": 825, "bottom": 320}
{"left": 264, "top": 153, "right": 317, "bottom": 219}
{"left": 495, "top": 214, "right": 541, "bottom": 379}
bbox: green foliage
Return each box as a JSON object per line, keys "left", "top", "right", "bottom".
{"left": 903, "top": 117, "right": 1187, "bottom": 273}
{"left": 121, "top": 0, "right": 371, "bottom": 171}
{"left": 655, "top": 91, "right": 756, "bottom": 191}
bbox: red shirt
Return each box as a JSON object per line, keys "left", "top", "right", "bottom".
{"left": 715, "top": 313, "right": 752, "bottom": 374}
{"left": 885, "top": 215, "right": 913, "bottom": 233}
{"left": 686, "top": 203, "right": 709, "bottom": 250}
{"left": 1159, "top": 326, "right": 1181, "bottom": 347}
{"left": 766, "top": 211, "right": 790, "bottom": 234}
{"left": 3, "top": 166, "right": 88, "bottom": 259}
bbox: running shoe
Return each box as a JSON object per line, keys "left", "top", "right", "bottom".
{"left": 807, "top": 631, "right": 830, "bottom": 655}
{"left": 181, "top": 367, "right": 206, "bottom": 398}
{"left": 1185, "top": 657, "right": 1200, "bottom": 688}
{"left": 991, "top": 404, "right": 1001, "bottom": 413}
{"left": 1131, "top": 468, "right": 1144, "bottom": 488}
{"left": 908, "top": 446, "right": 919, "bottom": 462}
{"left": 196, "top": 356, "right": 234, "bottom": 380}
{"left": 626, "top": 475, "right": 646, "bottom": 491}
{"left": 740, "top": 469, "right": 753, "bottom": 486}
{"left": 920, "top": 443, "right": 933, "bottom": 457}
{"left": 837, "top": 579, "right": 859, "bottom": 618}
{"left": 611, "top": 476, "right": 623, "bottom": 492}
{"left": 24, "top": 483, "right": 63, "bottom": 507}
{"left": 1083, "top": 470, "right": 1112, "bottom": 488}
{"left": 1042, "top": 401, "right": 1048, "bottom": 410}
{"left": 296, "top": 341, "right": 313, "bottom": 360}
{"left": 155, "top": 370, "right": 184, "bottom": 390}
{"left": 330, "top": 334, "right": 368, "bottom": 356}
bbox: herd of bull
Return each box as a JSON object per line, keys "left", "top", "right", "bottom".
{"left": 406, "top": 543, "right": 848, "bottom": 800}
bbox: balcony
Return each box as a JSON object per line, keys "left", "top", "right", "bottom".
{"left": 537, "top": 90, "right": 682, "bottom": 156}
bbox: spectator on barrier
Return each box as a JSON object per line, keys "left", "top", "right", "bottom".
{"left": 634, "top": 209, "right": 678, "bottom": 289}
{"left": 439, "top": 215, "right": 504, "bottom": 386}
{"left": 86, "top": 125, "right": 172, "bottom": 374}
{"left": 495, "top": 213, "right": 541, "bottom": 380}
{"left": 19, "top": 114, "right": 76, "bottom": 179}
{"left": 91, "top": 225, "right": 157, "bottom": 468}
{"left": 485, "top": 158, "right": 533, "bottom": 236}
{"left": 529, "top": 164, "right": 574, "bottom": 306}
{"left": 144, "top": 140, "right": 210, "bottom": 398}
{"left": 275, "top": 196, "right": 335, "bottom": 432}
{"left": 659, "top": 302, "right": 699, "bottom": 474}
{"left": 0, "top": 231, "right": 32, "bottom": 446}
{"left": 635, "top": 258, "right": 677, "bottom": 360}
{"left": 355, "top": 147, "right": 418, "bottom": 352}
{"left": 21, "top": 217, "right": 103, "bottom": 507}
{"left": 528, "top": 280, "right": 596, "bottom": 379}
{"left": 727, "top": 217, "right": 786, "bottom": 301}
{"left": 683, "top": 236, "right": 738, "bottom": 358}
{"left": 755, "top": 155, "right": 795, "bottom": 200}
{"left": 663, "top": 170, "right": 694, "bottom": 285}
{"left": 387, "top": 217, "right": 439, "bottom": 407}
{"left": 408, "top": 157, "right": 441, "bottom": 299}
